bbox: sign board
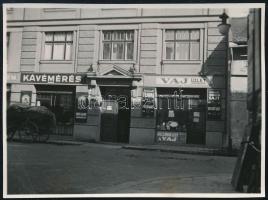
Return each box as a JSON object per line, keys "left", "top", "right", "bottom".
{"left": 142, "top": 88, "right": 155, "bottom": 116}
{"left": 156, "top": 131, "right": 186, "bottom": 144}
{"left": 7, "top": 72, "right": 20, "bottom": 83}
{"left": 75, "top": 93, "right": 88, "bottom": 123}
{"left": 207, "top": 89, "right": 221, "bottom": 120}
{"left": 75, "top": 112, "right": 87, "bottom": 120}
{"left": 231, "top": 60, "right": 248, "bottom": 76}
{"left": 20, "top": 91, "right": 32, "bottom": 105}
{"left": 106, "top": 106, "right": 113, "bottom": 111}
{"left": 21, "top": 73, "right": 83, "bottom": 84}
{"left": 101, "top": 100, "right": 118, "bottom": 114}
{"left": 156, "top": 76, "right": 213, "bottom": 88}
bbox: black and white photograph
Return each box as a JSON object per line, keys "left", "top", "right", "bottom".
{"left": 2, "top": 3, "right": 265, "bottom": 198}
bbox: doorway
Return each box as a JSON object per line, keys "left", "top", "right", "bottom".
{"left": 36, "top": 85, "right": 75, "bottom": 136}
{"left": 100, "top": 86, "right": 131, "bottom": 143}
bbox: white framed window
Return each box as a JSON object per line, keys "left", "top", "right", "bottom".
{"left": 165, "top": 29, "right": 201, "bottom": 60}
{"left": 102, "top": 30, "right": 134, "bottom": 60}
{"left": 43, "top": 32, "right": 73, "bottom": 60}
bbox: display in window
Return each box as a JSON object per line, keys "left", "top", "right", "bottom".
{"left": 156, "top": 88, "right": 208, "bottom": 144}
{"left": 141, "top": 88, "right": 155, "bottom": 116}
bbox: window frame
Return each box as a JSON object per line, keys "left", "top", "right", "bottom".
{"left": 40, "top": 27, "right": 77, "bottom": 64}
{"left": 160, "top": 23, "right": 205, "bottom": 64}
{"left": 164, "top": 29, "right": 201, "bottom": 61}
{"left": 102, "top": 30, "right": 135, "bottom": 61}
{"left": 43, "top": 31, "right": 74, "bottom": 61}
{"left": 97, "top": 24, "right": 138, "bottom": 64}
{"left": 231, "top": 46, "right": 248, "bottom": 61}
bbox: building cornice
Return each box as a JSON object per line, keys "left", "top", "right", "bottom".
{"left": 7, "top": 16, "right": 221, "bottom": 27}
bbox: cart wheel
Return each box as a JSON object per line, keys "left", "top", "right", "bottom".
{"left": 30, "top": 122, "right": 39, "bottom": 142}
{"left": 23, "top": 121, "right": 39, "bottom": 142}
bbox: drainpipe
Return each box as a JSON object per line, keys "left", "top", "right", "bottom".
{"left": 226, "top": 34, "right": 232, "bottom": 154}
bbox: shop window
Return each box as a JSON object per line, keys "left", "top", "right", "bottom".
{"left": 36, "top": 89, "right": 75, "bottom": 136}
{"left": 43, "top": 32, "right": 73, "bottom": 60}
{"left": 165, "top": 29, "right": 200, "bottom": 60}
{"left": 102, "top": 30, "right": 134, "bottom": 60}
{"left": 156, "top": 88, "right": 207, "bottom": 145}
{"left": 232, "top": 47, "right": 247, "bottom": 60}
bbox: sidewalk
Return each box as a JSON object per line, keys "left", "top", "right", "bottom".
{"left": 10, "top": 134, "right": 237, "bottom": 156}
{"left": 47, "top": 134, "right": 85, "bottom": 145}
{"left": 122, "top": 144, "right": 237, "bottom": 157}
{"left": 47, "top": 136, "right": 238, "bottom": 156}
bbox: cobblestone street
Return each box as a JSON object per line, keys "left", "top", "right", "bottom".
{"left": 7, "top": 141, "right": 237, "bottom": 194}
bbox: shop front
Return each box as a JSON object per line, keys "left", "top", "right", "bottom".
{"left": 137, "top": 74, "right": 225, "bottom": 147}
{"left": 21, "top": 72, "right": 85, "bottom": 136}
{"left": 72, "top": 65, "right": 142, "bottom": 143}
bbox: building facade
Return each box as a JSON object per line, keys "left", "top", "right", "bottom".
{"left": 228, "top": 17, "right": 249, "bottom": 150}
{"left": 6, "top": 7, "right": 230, "bottom": 148}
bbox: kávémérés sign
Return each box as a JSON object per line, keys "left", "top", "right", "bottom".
{"left": 21, "top": 73, "right": 83, "bottom": 84}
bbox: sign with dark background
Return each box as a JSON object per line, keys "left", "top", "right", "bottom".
{"left": 75, "top": 93, "right": 88, "bottom": 123}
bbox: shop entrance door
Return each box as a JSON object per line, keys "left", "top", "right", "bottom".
{"left": 36, "top": 91, "right": 74, "bottom": 136}
{"left": 100, "top": 86, "right": 131, "bottom": 143}
{"left": 186, "top": 105, "right": 206, "bottom": 145}
{"left": 100, "top": 100, "right": 118, "bottom": 142}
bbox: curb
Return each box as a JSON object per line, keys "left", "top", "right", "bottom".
{"left": 46, "top": 140, "right": 85, "bottom": 145}
{"left": 122, "top": 146, "right": 238, "bottom": 157}
{"left": 8, "top": 139, "right": 85, "bottom": 145}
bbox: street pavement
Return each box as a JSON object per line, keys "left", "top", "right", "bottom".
{"left": 6, "top": 141, "right": 237, "bottom": 194}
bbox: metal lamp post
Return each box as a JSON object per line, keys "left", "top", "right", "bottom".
{"left": 218, "top": 10, "right": 232, "bottom": 153}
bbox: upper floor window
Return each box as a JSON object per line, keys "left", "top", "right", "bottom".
{"left": 165, "top": 29, "right": 200, "bottom": 60}
{"left": 232, "top": 47, "right": 247, "bottom": 60}
{"left": 44, "top": 32, "right": 73, "bottom": 60}
{"left": 102, "top": 30, "right": 134, "bottom": 60}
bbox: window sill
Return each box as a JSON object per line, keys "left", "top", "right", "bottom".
{"left": 98, "top": 60, "right": 136, "bottom": 64}
{"left": 162, "top": 60, "right": 202, "bottom": 64}
{"left": 39, "top": 60, "right": 74, "bottom": 64}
